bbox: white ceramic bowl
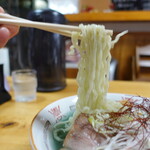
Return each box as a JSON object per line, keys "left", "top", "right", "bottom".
{"left": 29, "top": 93, "right": 147, "bottom": 150}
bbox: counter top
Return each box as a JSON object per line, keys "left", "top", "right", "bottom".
{"left": 0, "top": 79, "right": 150, "bottom": 150}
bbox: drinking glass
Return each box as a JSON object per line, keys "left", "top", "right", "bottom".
{"left": 12, "top": 69, "right": 37, "bottom": 102}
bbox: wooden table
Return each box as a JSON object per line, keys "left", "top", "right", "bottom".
{"left": 0, "top": 79, "right": 150, "bottom": 150}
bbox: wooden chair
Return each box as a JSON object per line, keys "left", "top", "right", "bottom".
{"left": 132, "top": 45, "right": 150, "bottom": 81}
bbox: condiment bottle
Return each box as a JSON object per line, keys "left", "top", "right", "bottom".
{"left": 0, "top": 64, "right": 11, "bottom": 104}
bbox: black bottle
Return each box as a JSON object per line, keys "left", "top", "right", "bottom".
{"left": 27, "top": 9, "right": 66, "bottom": 92}
{"left": 0, "top": 64, "right": 11, "bottom": 104}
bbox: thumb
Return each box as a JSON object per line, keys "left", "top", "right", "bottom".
{"left": 0, "top": 27, "right": 10, "bottom": 48}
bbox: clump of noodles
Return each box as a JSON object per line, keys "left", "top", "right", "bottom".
{"left": 53, "top": 24, "right": 128, "bottom": 143}
{"left": 71, "top": 24, "right": 127, "bottom": 114}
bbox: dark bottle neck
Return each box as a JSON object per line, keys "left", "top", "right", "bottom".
{"left": 0, "top": 64, "right": 5, "bottom": 89}
{"left": 0, "top": 64, "right": 11, "bottom": 104}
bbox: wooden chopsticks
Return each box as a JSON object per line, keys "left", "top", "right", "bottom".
{"left": 0, "top": 13, "right": 113, "bottom": 37}
{"left": 0, "top": 13, "right": 80, "bottom": 37}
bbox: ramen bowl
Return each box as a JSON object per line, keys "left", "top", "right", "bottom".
{"left": 30, "top": 93, "right": 147, "bottom": 150}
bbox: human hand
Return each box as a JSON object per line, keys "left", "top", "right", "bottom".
{"left": 0, "top": 7, "right": 19, "bottom": 48}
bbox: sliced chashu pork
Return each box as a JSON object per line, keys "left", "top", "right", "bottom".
{"left": 61, "top": 113, "right": 107, "bottom": 150}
